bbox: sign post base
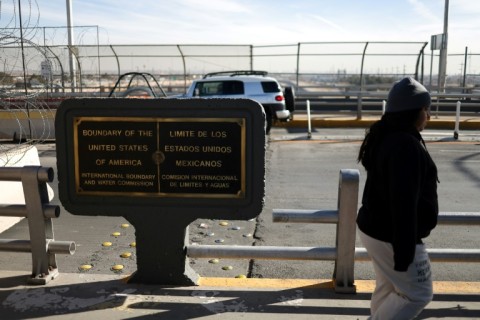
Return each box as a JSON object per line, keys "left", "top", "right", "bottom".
{"left": 125, "top": 214, "right": 199, "bottom": 285}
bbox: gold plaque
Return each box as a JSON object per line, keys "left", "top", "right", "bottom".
{"left": 74, "top": 117, "right": 246, "bottom": 199}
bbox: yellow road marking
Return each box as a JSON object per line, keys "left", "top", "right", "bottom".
{"left": 199, "top": 277, "right": 480, "bottom": 294}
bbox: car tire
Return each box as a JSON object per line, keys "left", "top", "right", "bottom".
{"left": 284, "top": 86, "right": 295, "bottom": 119}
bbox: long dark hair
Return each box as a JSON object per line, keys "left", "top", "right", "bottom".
{"left": 357, "top": 108, "right": 423, "bottom": 170}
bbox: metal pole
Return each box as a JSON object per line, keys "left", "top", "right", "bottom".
{"left": 0, "top": 239, "right": 75, "bottom": 255}
{"left": 188, "top": 245, "right": 337, "bottom": 261}
{"left": 296, "top": 42, "right": 301, "bottom": 90}
{"left": 414, "top": 43, "right": 427, "bottom": 81}
{"left": 0, "top": 204, "right": 59, "bottom": 218}
{"left": 306, "top": 99, "right": 312, "bottom": 139}
{"left": 21, "top": 166, "right": 58, "bottom": 283}
{"left": 438, "top": 211, "right": 480, "bottom": 225}
{"left": 250, "top": 44, "right": 253, "bottom": 71}
{"left": 355, "top": 247, "right": 480, "bottom": 263}
{"left": 177, "top": 45, "right": 187, "bottom": 93}
{"left": 462, "top": 47, "right": 468, "bottom": 93}
{"left": 17, "top": 0, "right": 33, "bottom": 140}
{"left": 357, "top": 42, "right": 369, "bottom": 120}
{"left": 109, "top": 45, "right": 120, "bottom": 79}
{"left": 426, "top": 249, "right": 480, "bottom": 262}
{"left": 438, "top": 0, "right": 449, "bottom": 94}
{"left": 66, "top": 0, "right": 77, "bottom": 92}
{"left": 0, "top": 166, "right": 53, "bottom": 182}
{"left": 333, "top": 169, "right": 359, "bottom": 293}
{"left": 18, "top": 0, "right": 28, "bottom": 97}
{"left": 421, "top": 45, "right": 425, "bottom": 82}
{"left": 454, "top": 101, "right": 460, "bottom": 140}
{"left": 429, "top": 49, "right": 434, "bottom": 89}
{"left": 273, "top": 209, "right": 338, "bottom": 224}
{"left": 97, "top": 26, "right": 101, "bottom": 89}
{"left": 44, "top": 46, "right": 65, "bottom": 93}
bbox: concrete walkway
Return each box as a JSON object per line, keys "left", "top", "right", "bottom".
{"left": 0, "top": 112, "right": 479, "bottom": 319}
{"left": 0, "top": 271, "right": 479, "bottom": 319}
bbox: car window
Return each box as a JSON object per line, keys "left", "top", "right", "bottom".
{"left": 261, "top": 81, "right": 281, "bottom": 93}
{"left": 195, "top": 81, "right": 244, "bottom": 96}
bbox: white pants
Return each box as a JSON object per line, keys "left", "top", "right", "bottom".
{"left": 358, "top": 229, "right": 433, "bottom": 320}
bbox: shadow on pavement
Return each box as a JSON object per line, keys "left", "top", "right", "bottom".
{"left": 0, "top": 273, "right": 479, "bottom": 319}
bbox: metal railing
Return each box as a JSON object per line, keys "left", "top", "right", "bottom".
{"left": 187, "top": 169, "right": 360, "bottom": 293}
{"left": 355, "top": 211, "right": 480, "bottom": 263}
{"left": 0, "top": 166, "right": 75, "bottom": 284}
{"left": 187, "top": 169, "right": 480, "bottom": 294}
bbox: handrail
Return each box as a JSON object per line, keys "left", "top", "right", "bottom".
{"left": 296, "top": 91, "right": 480, "bottom": 99}
{"left": 188, "top": 169, "right": 360, "bottom": 294}
{"left": 0, "top": 166, "right": 75, "bottom": 284}
{"left": 188, "top": 169, "right": 480, "bottom": 294}
{"left": 0, "top": 166, "right": 53, "bottom": 182}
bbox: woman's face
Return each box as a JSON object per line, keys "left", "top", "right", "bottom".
{"left": 416, "top": 106, "right": 431, "bottom": 131}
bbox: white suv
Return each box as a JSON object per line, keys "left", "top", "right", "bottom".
{"left": 182, "top": 70, "right": 295, "bottom": 133}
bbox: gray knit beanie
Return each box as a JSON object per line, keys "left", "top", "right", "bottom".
{"left": 386, "top": 77, "right": 431, "bottom": 113}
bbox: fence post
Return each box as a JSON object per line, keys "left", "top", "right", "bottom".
{"left": 333, "top": 169, "right": 360, "bottom": 293}
{"left": 306, "top": 99, "right": 312, "bottom": 139}
{"left": 454, "top": 100, "right": 461, "bottom": 140}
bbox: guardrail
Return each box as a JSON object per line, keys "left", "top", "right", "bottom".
{"left": 294, "top": 92, "right": 480, "bottom": 115}
{"left": 0, "top": 166, "right": 75, "bottom": 284}
{"left": 3, "top": 91, "right": 480, "bottom": 116}
{"left": 187, "top": 169, "right": 480, "bottom": 294}
{"left": 188, "top": 169, "right": 360, "bottom": 293}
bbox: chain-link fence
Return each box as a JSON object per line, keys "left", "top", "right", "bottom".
{"left": 2, "top": 26, "right": 480, "bottom": 97}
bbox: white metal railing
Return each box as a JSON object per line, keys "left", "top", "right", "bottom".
{"left": 0, "top": 166, "right": 75, "bottom": 284}
{"left": 187, "top": 169, "right": 480, "bottom": 294}
{"left": 187, "top": 169, "right": 360, "bottom": 293}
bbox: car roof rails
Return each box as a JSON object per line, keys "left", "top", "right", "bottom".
{"left": 202, "top": 70, "right": 269, "bottom": 79}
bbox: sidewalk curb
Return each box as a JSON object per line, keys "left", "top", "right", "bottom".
{"left": 1, "top": 272, "right": 478, "bottom": 294}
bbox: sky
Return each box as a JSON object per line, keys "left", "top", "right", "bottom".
{"left": 2, "top": 0, "right": 480, "bottom": 76}
{"left": 9, "top": 0, "right": 480, "bottom": 54}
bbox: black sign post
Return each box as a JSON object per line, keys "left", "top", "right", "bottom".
{"left": 55, "top": 98, "right": 265, "bottom": 285}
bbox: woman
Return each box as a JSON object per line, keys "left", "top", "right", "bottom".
{"left": 357, "top": 77, "right": 439, "bottom": 319}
